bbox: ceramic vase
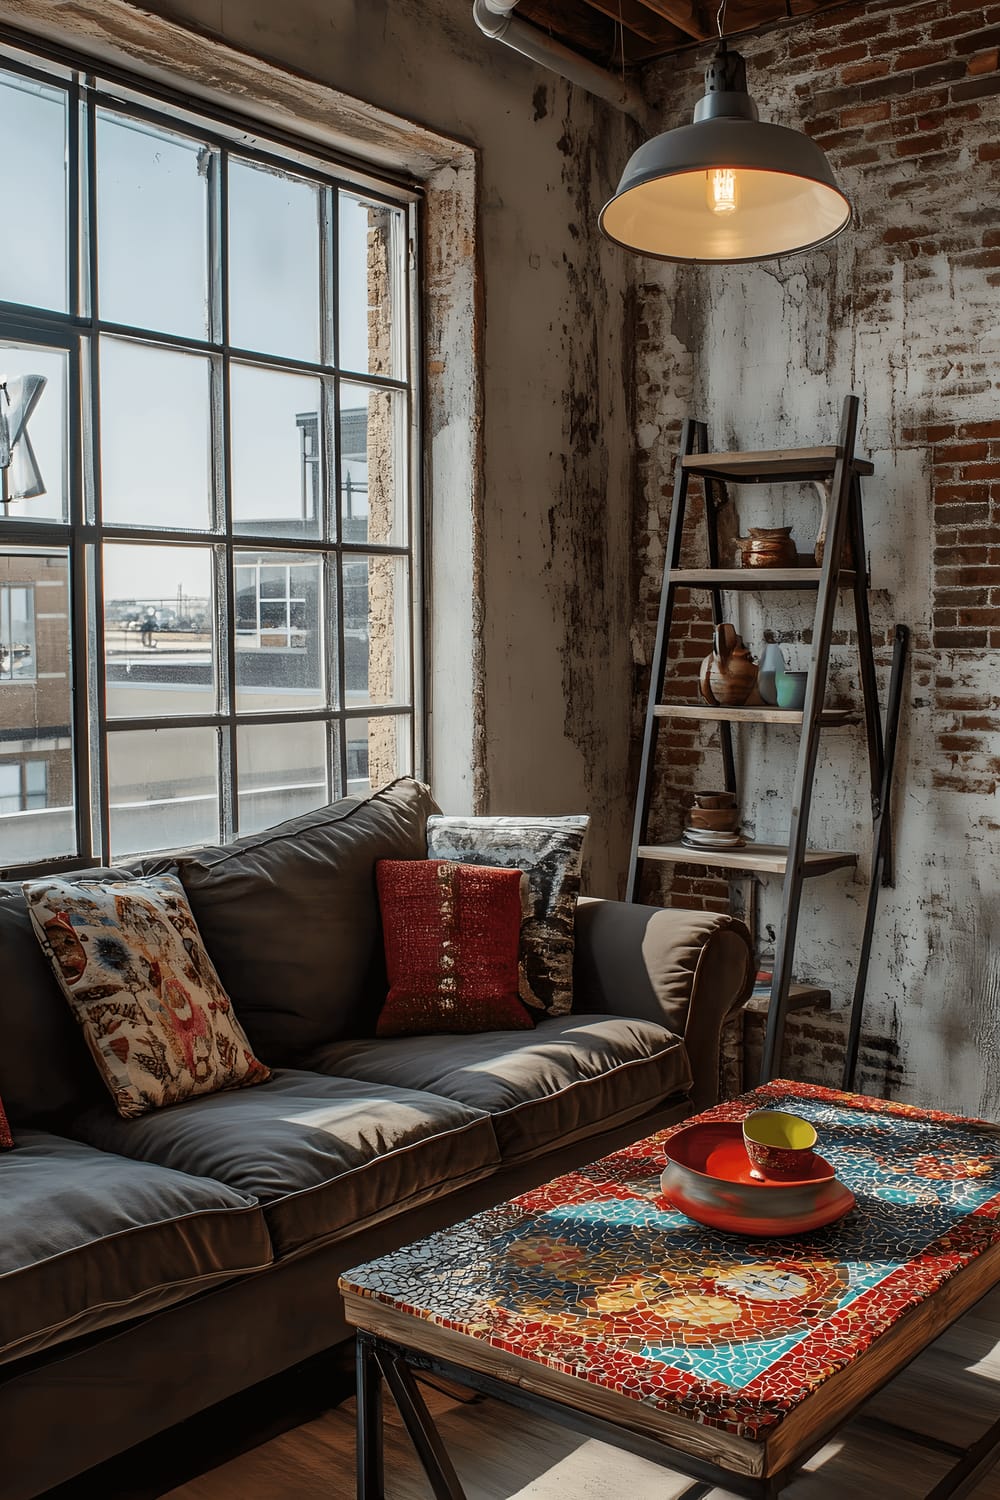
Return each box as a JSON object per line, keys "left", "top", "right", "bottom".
{"left": 699, "top": 624, "right": 758, "bottom": 706}
{"left": 757, "top": 643, "right": 786, "bottom": 706}
{"left": 776, "top": 669, "right": 808, "bottom": 710}
{"left": 813, "top": 481, "right": 855, "bottom": 568}
{"left": 736, "top": 527, "right": 798, "bottom": 569}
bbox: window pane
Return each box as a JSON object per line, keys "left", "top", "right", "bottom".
{"left": 0, "top": 764, "right": 19, "bottom": 815}
{"left": 339, "top": 194, "right": 404, "bottom": 379}
{"left": 234, "top": 550, "right": 325, "bottom": 712}
{"left": 104, "top": 544, "right": 215, "bottom": 718}
{"left": 0, "top": 548, "right": 75, "bottom": 866}
{"left": 237, "top": 720, "right": 327, "bottom": 835}
{"left": 228, "top": 160, "right": 321, "bottom": 363}
{"left": 0, "top": 71, "right": 68, "bottom": 311}
{"left": 343, "top": 555, "right": 410, "bottom": 706}
{"left": 230, "top": 364, "right": 322, "bottom": 538}
{"left": 345, "top": 715, "right": 410, "bottom": 799}
{"left": 24, "top": 760, "right": 48, "bottom": 808}
{"left": 100, "top": 338, "right": 213, "bottom": 530}
{"left": 96, "top": 112, "right": 212, "bottom": 340}
{"left": 1, "top": 584, "right": 35, "bottom": 681}
{"left": 108, "top": 726, "right": 218, "bottom": 857}
{"left": 340, "top": 383, "right": 406, "bottom": 545}
{"left": 0, "top": 342, "right": 69, "bottom": 522}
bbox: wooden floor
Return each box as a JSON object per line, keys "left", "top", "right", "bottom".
{"left": 158, "top": 1286, "right": 1000, "bottom": 1500}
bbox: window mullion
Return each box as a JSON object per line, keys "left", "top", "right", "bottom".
{"left": 321, "top": 184, "right": 335, "bottom": 371}
{"left": 217, "top": 146, "right": 238, "bottom": 841}
{"left": 68, "top": 76, "right": 82, "bottom": 319}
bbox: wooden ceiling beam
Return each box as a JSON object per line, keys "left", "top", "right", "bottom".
{"left": 579, "top": 0, "right": 690, "bottom": 47}
{"left": 631, "top": 0, "right": 714, "bottom": 40}
{"left": 516, "top": 0, "right": 899, "bottom": 66}
{"left": 517, "top": 0, "right": 676, "bottom": 64}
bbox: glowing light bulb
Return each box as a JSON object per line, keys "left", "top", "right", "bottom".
{"left": 707, "top": 167, "right": 739, "bottom": 214}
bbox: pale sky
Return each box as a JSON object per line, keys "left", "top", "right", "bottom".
{"left": 0, "top": 68, "right": 391, "bottom": 602}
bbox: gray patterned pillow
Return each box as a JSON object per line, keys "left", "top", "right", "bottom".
{"left": 425, "top": 815, "right": 589, "bottom": 1017}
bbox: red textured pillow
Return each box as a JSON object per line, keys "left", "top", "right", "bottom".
{"left": 375, "top": 859, "right": 534, "bottom": 1037}
{"left": 0, "top": 1097, "right": 10, "bottom": 1150}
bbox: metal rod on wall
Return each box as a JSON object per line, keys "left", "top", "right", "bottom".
{"left": 842, "top": 622, "right": 909, "bottom": 1092}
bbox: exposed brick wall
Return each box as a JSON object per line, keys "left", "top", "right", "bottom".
{"left": 633, "top": 0, "right": 1000, "bottom": 1108}
{"left": 922, "top": 420, "right": 1000, "bottom": 654}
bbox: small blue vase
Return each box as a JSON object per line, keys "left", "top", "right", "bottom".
{"left": 757, "top": 644, "right": 786, "bottom": 706}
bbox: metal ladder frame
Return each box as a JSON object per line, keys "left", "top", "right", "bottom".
{"left": 627, "top": 395, "right": 895, "bottom": 1083}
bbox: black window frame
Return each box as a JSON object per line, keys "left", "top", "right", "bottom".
{"left": 0, "top": 36, "right": 424, "bottom": 878}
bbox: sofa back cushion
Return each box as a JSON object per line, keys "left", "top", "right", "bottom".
{"left": 135, "top": 779, "right": 439, "bottom": 1065}
{"left": 0, "top": 880, "right": 117, "bottom": 1128}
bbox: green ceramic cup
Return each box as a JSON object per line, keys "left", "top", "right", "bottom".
{"left": 775, "top": 670, "right": 808, "bottom": 710}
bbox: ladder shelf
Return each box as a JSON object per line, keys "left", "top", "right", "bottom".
{"left": 669, "top": 566, "right": 859, "bottom": 591}
{"left": 653, "top": 705, "right": 858, "bottom": 727}
{"left": 681, "top": 445, "right": 875, "bottom": 483}
{"left": 628, "top": 394, "right": 901, "bottom": 1085}
{"left": 637, "top": 843, "right": 857, "bottom": 878}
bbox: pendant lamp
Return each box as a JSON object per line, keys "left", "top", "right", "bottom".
{"left": 599, "top": 42, "right": 851, "bottom": 264}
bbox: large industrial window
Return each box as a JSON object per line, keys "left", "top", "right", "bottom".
{"left": 0, "top": 40, "right": 421, "bottom": 874}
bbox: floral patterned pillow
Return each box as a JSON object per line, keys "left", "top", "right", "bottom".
{"left": 24, "top": 874, "right": 270, "bottom": 1119}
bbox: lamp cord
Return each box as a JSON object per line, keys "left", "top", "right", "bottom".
{"left": 716, "top": 0, "right": 728, "bottom": 39}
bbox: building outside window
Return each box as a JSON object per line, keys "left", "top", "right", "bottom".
{"left": 0, "top": 40, "right": 421, "bottom": 873}
{"left": 0, "top": 584, "right": 36, "bottom": 681}
{"left": 0, "top": 760, "right": 48, "bottom": 815}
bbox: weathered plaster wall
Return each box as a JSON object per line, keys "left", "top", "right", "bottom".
{"left": 636, "top": 0, "right": 1000, "bottom": 1111}
{"left": 4, "top": 0, "right": 640, "bottom": 891}
{"left": 103, "top": 0, "right": 640, "bottom": 893}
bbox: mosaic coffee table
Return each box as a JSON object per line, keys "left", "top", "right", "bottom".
{"left": 341, "top": 1080, "right": 1000, "bottom": 1499}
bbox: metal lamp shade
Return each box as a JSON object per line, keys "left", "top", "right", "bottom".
{"left": 600, "top": 118, "right": 851, "bottom": 264}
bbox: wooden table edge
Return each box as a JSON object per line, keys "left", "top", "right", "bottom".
{"left": 341, "top": 1287, "right": 767, "bottom": 1479}
{"left": 764, "top": 1234, "right": 1000, "bottom": 1475}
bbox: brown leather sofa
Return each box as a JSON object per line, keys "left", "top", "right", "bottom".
{"left": 0, "top": 778, "right": 752, "bottom": 1499}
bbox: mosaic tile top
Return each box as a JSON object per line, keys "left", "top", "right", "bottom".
{"left": 342, "top": 1081, "right": 1000, "bottom": 1441}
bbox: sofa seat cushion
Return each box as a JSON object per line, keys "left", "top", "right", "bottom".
{"left": 309, "top": 1015, "right": 692, "bottom": 1164}
{"left": 69, "top": 1070, "right": 500, "bottom": 1259}
{"left": 0, "top": 1129, "right": 272, "bottom": 1368}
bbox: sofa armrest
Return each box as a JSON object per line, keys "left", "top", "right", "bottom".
{"left": 572, "top": 898, "right": 754, "bottom": 1111}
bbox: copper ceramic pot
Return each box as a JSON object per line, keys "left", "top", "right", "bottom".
{"left": 700, "top": 624, "right": 758, "bottom": 707}
{"left": 687, "top": 806, "right": 739, "bottom": 831}
{"left": 737, "top": 526, "right": 798, "bottom": 569}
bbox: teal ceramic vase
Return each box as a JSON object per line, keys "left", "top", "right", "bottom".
{"left": 776, "top": 669, "right": 808, "bottom": 710}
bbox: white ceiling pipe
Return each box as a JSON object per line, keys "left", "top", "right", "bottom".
{"left": 472, "top": 0, "right": 649, "bottom": 124}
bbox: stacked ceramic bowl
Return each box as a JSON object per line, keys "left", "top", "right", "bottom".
{"left": 682, "top": 790, "right": 744, "bottom": 851}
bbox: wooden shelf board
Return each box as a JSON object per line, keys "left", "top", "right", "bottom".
{"left": 654, "top": 704, "right": 857, "bottom": 726}
{"left": 745, "top": 981, "right": 833, "bottom": 1016}
{"left": 670, "top": 566, "right": 858, "bottom": 591}
{"left": 681, "top": 445, "right": 875, "bottom": 482}
{"left": 637, "top": 842, "right": 858, "bottom": 877}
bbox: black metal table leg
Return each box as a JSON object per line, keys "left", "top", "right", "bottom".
{"left": 923, "top": 1410, "right": 1000, "bottom": 1500}
{"left": 378, "top": 1348, "right": 467, "bottom": 1500}
{"left": 356, "top": 1333, "right": 384, "bottom": 1500}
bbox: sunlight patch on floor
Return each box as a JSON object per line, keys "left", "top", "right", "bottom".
{"left": 504, "top": 1437, "right": 703, "bottom": 1500}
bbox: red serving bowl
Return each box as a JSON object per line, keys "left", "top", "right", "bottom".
{"left": 660, "top": 1121, "right": 855, "bottom": 1236}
